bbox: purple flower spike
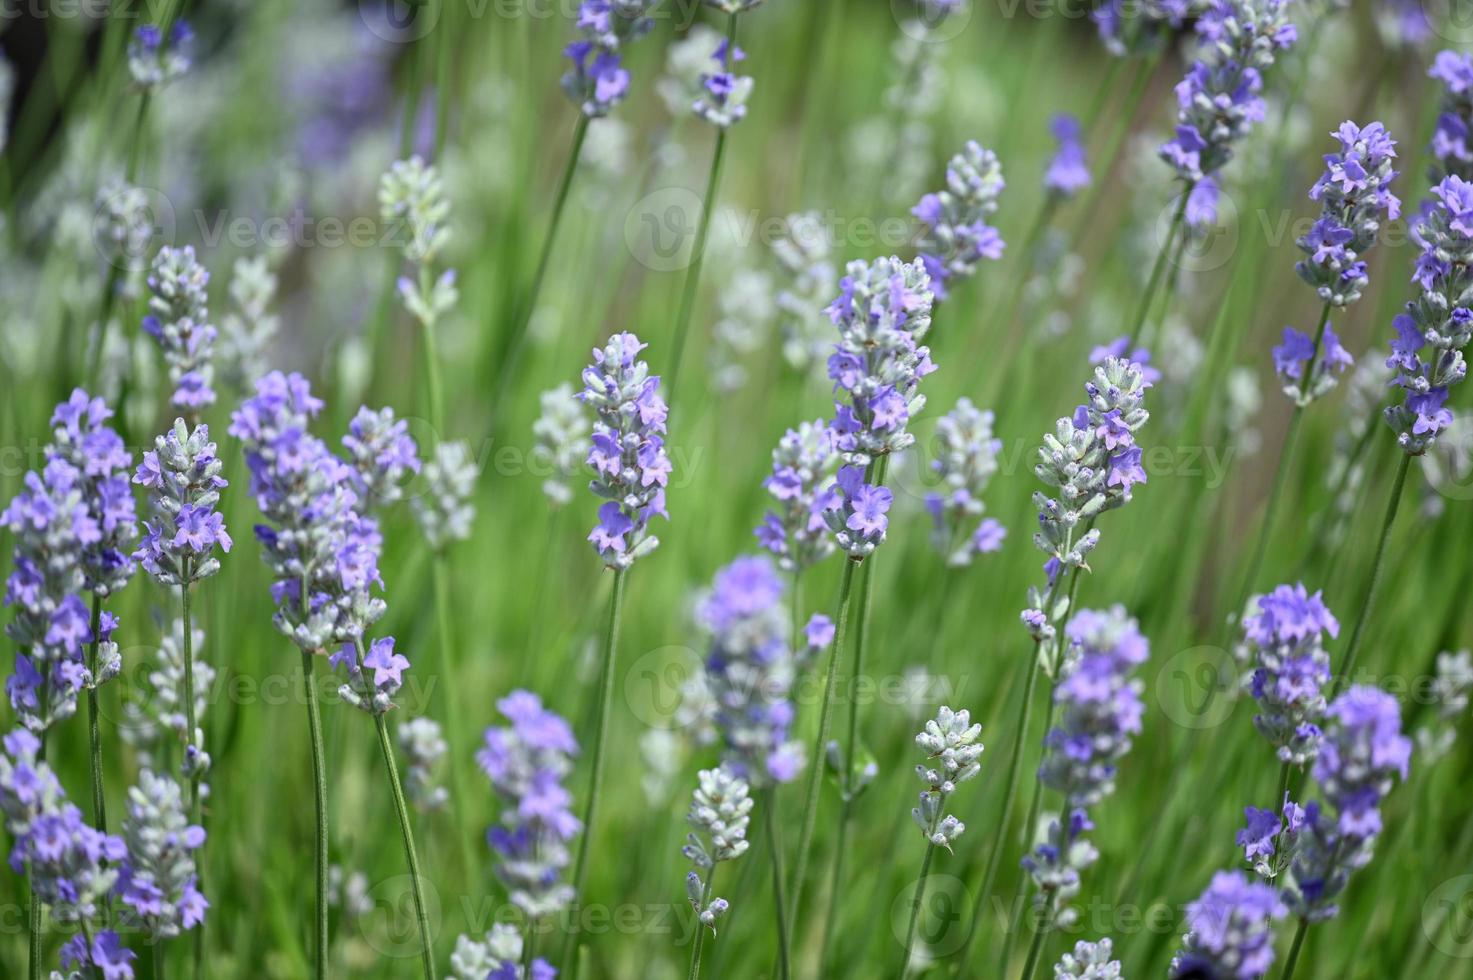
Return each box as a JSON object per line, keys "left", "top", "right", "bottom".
{"left": 1170, "top": 870, "right": 1286, "bottom": 979}
{"left": 913, "top": 142, "right": 1005, "bottom": 301}
{"left": 1044, "top": 114, "right": 1091, "bottom": 198}
{"left": 561, "top": 2, "right": 657, "bottom": 117}
{"left": 1242, "top": 583, "right": 1337, "bottom": 766}
{"left": 755, "top": 420, "right": 838, "bottom": 571}
{"left": 133, "top": 419, "right": 231, "bottom": 588}
{"left": 1295, "top": 121, "right": 1400, "bottom": 310}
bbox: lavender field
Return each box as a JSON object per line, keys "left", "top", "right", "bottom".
{"left": 0, "top": 0, "right": 1470, "bottom": 977}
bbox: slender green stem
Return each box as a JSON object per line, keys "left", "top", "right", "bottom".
{"left": 179, "top": 573, "right": 205, "bottom": 980}
{"left": 422, "top": 284, "right": 446, "bottom": 435}
{"left": 564, "top": 567, "right": 628, "bottom": 966}
{"left": 786, "top": 558, "right": 859, "bottom": 940}
{"left": 154, "top": 941, "right": 165, "bottom": 980}
{"left": 300, "top": 649, "right": 329, "bottom": 980}
{"left": 373, "top": 710, "right": 437, "bottom": 979}
{"left": 432, "top": 0, "right": 454, "bottom": 158}
{"left": 817, "top": 809, "right": 849, "bottom": 971}
{"left": 997, "top": 695, "right": 1057, "bottom": 975}
{"left": 1336, "top": 454, "right": 1411, "bottom": 691}
{"left": 495, "top": 114, "right": 590, "bottom": 395}
{"left": 763, "top": 789, "right": 791, "bottom": 980}
{"left": 1125, "top": 187, "right": 1191, "bottom": 348}
{"left": 1275, "top": 761, "right": 1292, "bottom": 811}
{"left": 666, "top": 11, "right": 740, "bottom": 410}
{"left": 432, "top": 555, "right": 477, "bottom": 879}
{"left": 85, "top": 595, "right": 108, "bottom": 836}
{"left": 1280, "top": 919, "right": 1309, "bottom": 980}
{"left": 687, "top": 874, "right": 716, "bottom": 980}
{"left": 1018, "top": 916, "right": 1048, "bottom": 980}
{"left": 900, "top": 843, "right": 937, "bottom": 978}
{"left": 28, "top": 840, "right": 41, "bottom": 980}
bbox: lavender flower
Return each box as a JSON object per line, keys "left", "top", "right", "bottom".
{"left": 1023, "top": 358, "right": 1151, "bottom": 642}
{"left": 1054, "top": 938, "right": 1123, "bottom": 978}
{"left": 143, "top": 246, "right": 218, "bottom": 412}
{"left": 1384, "top": 175, "right": 1473, "bottom": 454}
{"left": 911, "top": 706, "right": 982, "bottom": 851}
{"left": 1044, "top": 115, "right": 1092, "bottom": 198}
{"left": 1241, "top": 583, "right": 1338, "bottom": 766}
{"left": 580, "top": 332, "right": 672, "bottom": 569}
{"left": 116, "top": 769, "right": 207, "bottom": 940}
{"left": 697, "top": 556, "right": 803, "bottom": 785}
{"left": 127, "top": 21, "right": 193, "bottom": 89}
{"left": 48, "top": 390, "right": 138, "bottom": 599}
{"left": 926, "top": 398, "right": 1006, "bottom": 566}
{"left": 0, "top": 729, "right": 125, "bottom": 920}
{"left": 1236, "top": 796, "right": 1305, "bottom": 880}
{"left": 1089, "top": 336, "right": 1163, "bottom": 386}
{"left": 561, "top": 1, "right": 657, "bottom": 118}
{"left": 4, "top": 455, "right": 95, "bottom": 730}
{"left": 823, "top": 465, "right": 894, "bottom": 559}
{"left": 380, "top": 157, "right": 459, "bottom": 328}
{"left": 912, "top": 142, "right": 1005, "bottom": 300}
{"left": 330, "top": 636, "right": 410, "bottom": 715}
{"left": 399, "top": 717, "right": 449, "bottom": 813}
{"left": 450, "top": 923, "right": 556, "bottom": 980}
{"left": 133, "top": 420, "right": 232, "bottom": 587}
{"left": 693, "top": 40, "right": 753, "bottom": 128}
{"left": 94, "top": 179, "right": 153, "bottom": 297}
{"left": 1024, "top": 608, "right": 1148, "bottom": 916}
{"left": 772, "top": 212, "right": 839, "bottom": 372}
{"left": 59, "top": 928, "right": 138, "bottom": 979}
{"left": 412, "top": 441, "right": 479, "bottom": 550}
{"left": 342, "top": 406, "right": 420, "bottom": 509}
{"left": 1282, "top": 686, "right": 1411, "bottom": 921}
{"left": 683, "top": 765, "right": 751, "bottom": 934}
{"left": 1159, "top": 0, "right": 1297, "bottom": 185}
{"left": 218, "top": 255, "right": 279, "bottom": 392}
{"left": 755, "top": 420, "right": 838, "bottom": 572}
{"left": 1417, "top": 649, "right": 1473, "bottom": 763}
{"left": 1093, "top": 0, "right": 1198, "bottom": 57}
{"left": 119, "top": 618, "right": 213, "bottom": 781}
{"left": 1272, "top": 324, "right": 1354, "bottom": 406}
{"left": 1169, "top": 870, "right": 1286, "bottom": 979}
{"left": 1429, "top": 51, "right": 1473, "bottom": 183}
{"left": 1295, "top": 122, "right": 1400, "bottom": 309}
{"left": 477, "top": 690, "right": 580, "bottom": 920}
{"left": 533, "top": 383, "right": 590, "bottom": 507}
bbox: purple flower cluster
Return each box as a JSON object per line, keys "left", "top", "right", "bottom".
{"left": 133, "top": 419, "right": 232, "bottom": 588}
{"left": 116, "top": 769, "right": 208, "bottom": 940}
{"left": 1044, "top": 114, "right": 1092, "bottom": 198}
{"left": 1159, "top": 0, "right": 1297, "bottom": 184}
{"left": 1271, "top": 324, "right": 1354, "bottom": 406}
{"left": 912, "top": 141, "right": 1005, "bottom": 300}
{"left": 1236, "top": 795, "right": 1305, "bottom": 880}
{"left": 1025, "top": 607, "right": 1149, "bottom": 908}
{"left": 48, "top": 389, "right": 139, "bottom": 598}
{"left": 143, "top": 245, "right": 218, "bottom": 412}
{"left": 693, "top": 39, "right": 753, "bottom": 128}
{"left": 330, "top": 636, "right": 411, "bottom": 715}
{"left": 1295, "top": 121, "right": 1401, "bottom": 310}
{"left": 755, "top": 420, "right": 838, "bottom": 572}
{"left": 1093, "top": 0, "right": 1196, "bottom": 58}
{"left": 1169, "top": 870, "right": 1286, "bottom": 979}
{"left": 581, "top": 332, "right": 672, "bottom": 569}
{"left": 697, "top": 556, "right": 804, "bottom": 785}
{"left": 1242, "top": 583, "right": 1338, "bottom": 766}
{"left": 824, "top": 255, "right": 937, "bottom": 466}
{"left": 0, "top": 728, "right": 126, "bottom": 922}
{"left": 561, "top": 1, "right": 656, "bottom": 118}
{"left": 477, "top": 690, "right": 581, "bottom": 920}
{"left": 1284, "top": 686, "right": 1411, "bottom": 922}
{"left": 230, "top": 372, "right": 390, "bottom": 653}
{"left": 1430, "top": 51, "right": 1473, "bottom": 183}
{"left": 1384, "top": 175, "right": 1473, "bottom": 453}
{"left": 127, "top": 20, "right": 193, "bottom": 89}
{"left": 342, "top": 406, "right": 421, "bottom": 509}
{"left": 925, "top": 398, "right": 1005, "bottom": 567}
{"left": 823, "top": 464, "right": 894, "bottom": 560}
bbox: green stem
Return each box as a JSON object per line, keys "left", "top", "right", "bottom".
{"left": 1018, "top": 916, "right": 1048, "bottom": 980}
{"left": 763, "top": 789, "right": 791, "bottom": 980}
{"left": 564, "top": 567, "right": 628, "bottom": 966}
{"left": 1336, "top": 454, "right": 1411, "bottom": 692}
{"left": 432, "top": 0, "right": 454, "bottom": 158}
{"left": 179, "top": 574, "right": 205, "bottom": 980}
{"left": 300, "top": 649, "right": 329, "bottom": 980}
{"left": 431, "top": 555, "right": 477, "bottom": 879}
{"left": 85, "top": 595, "right": 107, "bottom": 836}
{"left": 899, "top": 843, "right": 937, "bottom": 978}
{"left": 1280, "top": 919, "right": 1309, "bottom": 980}
{"left": 786, "top": 558, "right": 859, "bottom": 940}
{"left": 154, "top": 941, "right": 165, "bottom": 980}
{"left": 373, "top": 710, "right": 437, "bottom": 979}
{"left": 997, "top": 695, "right": 1057, "bottom": 975}
{"left": 1125, "top": 186, "right": 1191, "bottom": 349}
{"left": 687, "top": 874, "right": 716, "bottom": 980}
{"left": 1275, "top": 761, "right": 1292, "bottom": 811}
{"left": 422, "top": 290, "right": 446, "bottom": 435}
{"left": 665, "top": 11, "right": 739, "bottom": 410}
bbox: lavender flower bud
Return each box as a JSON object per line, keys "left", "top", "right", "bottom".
{"left": 533, "top": 383, "right": 591, "bottom": 507}
{"left": 47, "top": 389, "right": 138, "bottom": 598}
{"left": 822, "top": 464, "right": 893, "bottom": 559}
{"left": 657, "top": 25, "right": 725, "bottom": 117}
{"left": 120, "top": 618, "right": 213, "bottom": 782}
{"left": 1272, "top": 324, "right": 1354, "bottom": 406}
{"left": 697, "top": 556, "right": 804, "bottom": 785}
{"left": 127, "top": 21, "right": 193, "bottom": 90}
{"left": 693, "top": 39, "right": 753, "bottom": 129}
{"left": 342, "top": 406, "right": 421, "bottom": 509}
{"left": 1416, "top": 649, "right": 1473, "bottom": 763}
{"left": 772, "top": 213, "right": 838, "bottom": 372}
{"left": 1159, "top": 0, "right": 1297, "bottom": 184}
{"left": 683, "top": 765, "right": 752, "bottom": 933}
{"left": 478, "top": 690, "right": 581, "bottom": 920}
{"left": 94, "top": 180, "right": 153, "bottom": 284}
{"left": 913, "top": 141, "right": 1006, "bottom": 301}
{"left": 1296, "top": 122, "right": 1400, "bottom": 309}
{"left": 143, "top": 245, "right": 218, "bottom": 412}
{"left": 412, "top": 441, "right": 479, "bottom": 550}
{"left": 1054, "top": 937, "right": 1122, "bottom": 978}
{"left": 399, "top": 717, "right": 449, "bottom": 813}
{"left": 1236, "top": 796, "right": 1305, "bottom": 880}
{"left": 755, "top": 420, "right": 838, "bottom": 571}
{"left": 1241, "top": 584, "right": 1338, "bottom": 766}
{"left": 1429, "top": 51, "right": 1473, "bottom": 184}
{"left": 561, "top": 1, "right": 656, "bottom": 118}
{"left": 581, "top": 332, "right": 672, "bottom": 569}
{"left": 925, "top": 398, "right": 1006, "bottom": 566}
{"left": 449, "top": 923, "right": 555, "bottom": 980}
{"left": 133, "top": 419, "right": 232, "bottom": 587}
{"left": 331, "top": 636, "right": 410, "bottom": 715}
{"left": 117, "top": 769, "right": 208, "bottom": 940}
{"left": 218, "top": 255, "right": 279, "bottom": 392}
{"left": 1093, "top": 0, "right": 1197, "bottom": 58}
{"left": 1169, "top": 870, "right": 1286, "bottom": 979}
{"left": 825, "top": 256, "right": 937, "bottom": 466}
{"left": 1384, "top": 175, "right": 1473, "bottom": 454}
{"left": 911, "top": 705, "right": 982, "bottom": 851}
{"left": 379, "top": 156, "right": 452, "bottom": 266}
{"left": 1044, "top": 114, "right": 1092, "bottom": 199}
